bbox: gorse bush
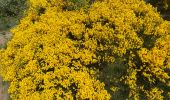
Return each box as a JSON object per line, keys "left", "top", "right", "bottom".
{"left": 147, "top": 0, "right": 170, "bottom": 12}
{"left": 0, "top": 0, "right": 170, "bottom": 99}
{"left": 147, "top": 0, "right": 170, "bottom": 20}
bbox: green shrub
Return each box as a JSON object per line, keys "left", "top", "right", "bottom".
{"left": 0, "top": 0, "right": 26, "bottom": 30}
{"left": 0, "top": 0, "right": 170, "bottom": 99}
{"left": 0, "top": 0, "right": 26, "bottom": 17}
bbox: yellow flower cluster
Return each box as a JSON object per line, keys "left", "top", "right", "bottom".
{"left": 0, "top": 0, "right": 170, "bottom": 99}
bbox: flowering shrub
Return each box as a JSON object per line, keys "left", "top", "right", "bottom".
{"left": 0, "top": 0, "right": 170, "bottom": 99}
{"left": 147, "top": 0, "right": 170, "bottom": 20}
{"left": 147, "top": 0, "right": 170, "bottom": 12}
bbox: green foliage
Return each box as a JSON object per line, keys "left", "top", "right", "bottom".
{"left": 0, "top": 0, "right": 26, "bottom": 30}
{"left": 0, "top": 0, "right": 170, "bottom": 99}
{"left": 0, "top": 0, "right": 26, "bottom": 17}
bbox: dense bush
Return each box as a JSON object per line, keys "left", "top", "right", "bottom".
{"left": 0, "top": 0, "right": 26, "bottom": 30}
{"left": 0, "top": 0, "right": 26, "bottom": 17}
{"left": 146, "top": 0, "right": 170, "bottom": 20}
{"left": 0, "top": 0, "right": 170, "bottom": 99}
